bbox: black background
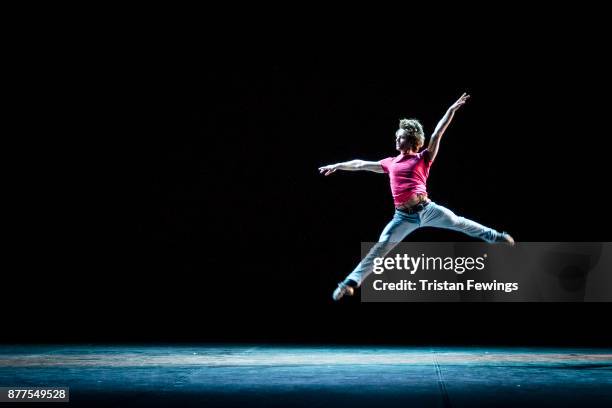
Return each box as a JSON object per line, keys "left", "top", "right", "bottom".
{"left": 7, "top": 9, "right": 612, "bottom": 346}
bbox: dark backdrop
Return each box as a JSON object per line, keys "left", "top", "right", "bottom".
{"left": 7, "top": 13, "right": 611, "bottom": 346}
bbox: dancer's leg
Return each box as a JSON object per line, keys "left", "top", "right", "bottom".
{"left": 343, "top": 211, "right": 420, "bottom": 287}
{"left": 420, "top": 202, "right": 503, "bottom": 242}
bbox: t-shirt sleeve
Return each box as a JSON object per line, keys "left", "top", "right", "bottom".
{"left": 379, "top": 157, "right": 393, "bottom": 173}
{"left": 421, "top": 149, "right": 434, "bottom": 166}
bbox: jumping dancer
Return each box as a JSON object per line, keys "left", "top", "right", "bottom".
{"left": 319, "top": 93, "right": 514, "bottom": 301}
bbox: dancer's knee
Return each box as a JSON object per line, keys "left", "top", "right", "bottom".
{"left": 438, "top": 213, "right": 462, "bottom": 229}
{"left": 454, "top": 216, "right": 467, "bottom": 227}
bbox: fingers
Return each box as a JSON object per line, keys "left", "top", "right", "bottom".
{"left": 324, "top": 168, "right": 336, "bottom": 176}
{"left": 319, "top": 166, "right": 336, "bottom": 176}
{"left": 453, "top": 93, "right": 470, "bottom": 108}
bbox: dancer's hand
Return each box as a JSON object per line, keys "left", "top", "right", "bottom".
{"left": 319, "top": 164, "right": 338, "bottom": 176}
{"left": 449, "top": 92, "right": 470, "bottom": 112}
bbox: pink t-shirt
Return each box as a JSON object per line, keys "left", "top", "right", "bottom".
{"left": 380, "top": 149, "right": 433, "bottom": 207}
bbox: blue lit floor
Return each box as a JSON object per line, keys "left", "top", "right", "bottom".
{"left": 1, "top": 345, "right": 611, "bottom": 407}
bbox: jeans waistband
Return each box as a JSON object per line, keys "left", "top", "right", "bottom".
{"left": 396, "top": 200, "right": 430, "bottom": 214}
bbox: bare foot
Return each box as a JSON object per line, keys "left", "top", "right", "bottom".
{"left": 498, "top": 232, "right": 515, "bottom": 246}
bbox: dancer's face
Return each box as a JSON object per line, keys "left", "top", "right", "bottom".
{"left": 396, "top": 132, "right": 411, "bottom": 152}
{"left": 396, "top": 131, "right": 422, "bottom": 153}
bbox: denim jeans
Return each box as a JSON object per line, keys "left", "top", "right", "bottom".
{"left": 344, "top": 201, "right": 503, "bottom": 286}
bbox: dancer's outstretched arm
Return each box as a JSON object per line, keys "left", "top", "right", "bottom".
{"left": 319, "top": 160, "right": 384, "bottom": 176}
{"left": 427, "top": 93, "right": 470, "bottom": 162}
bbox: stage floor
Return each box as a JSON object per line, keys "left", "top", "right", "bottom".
{"left": 1, "top": 345, "right": 611, "bottom": 407}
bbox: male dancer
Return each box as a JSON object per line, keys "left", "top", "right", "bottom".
{"left": 319, "top": 93, "right": 514, "bottom": 301}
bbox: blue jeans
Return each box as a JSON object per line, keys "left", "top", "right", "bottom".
{"left": 344, "top": 201, "right": 503, "bottom": 286}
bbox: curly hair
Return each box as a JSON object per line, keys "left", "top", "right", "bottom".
{"left": 397, "top": 118, "right": 425, "bottom": 150}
